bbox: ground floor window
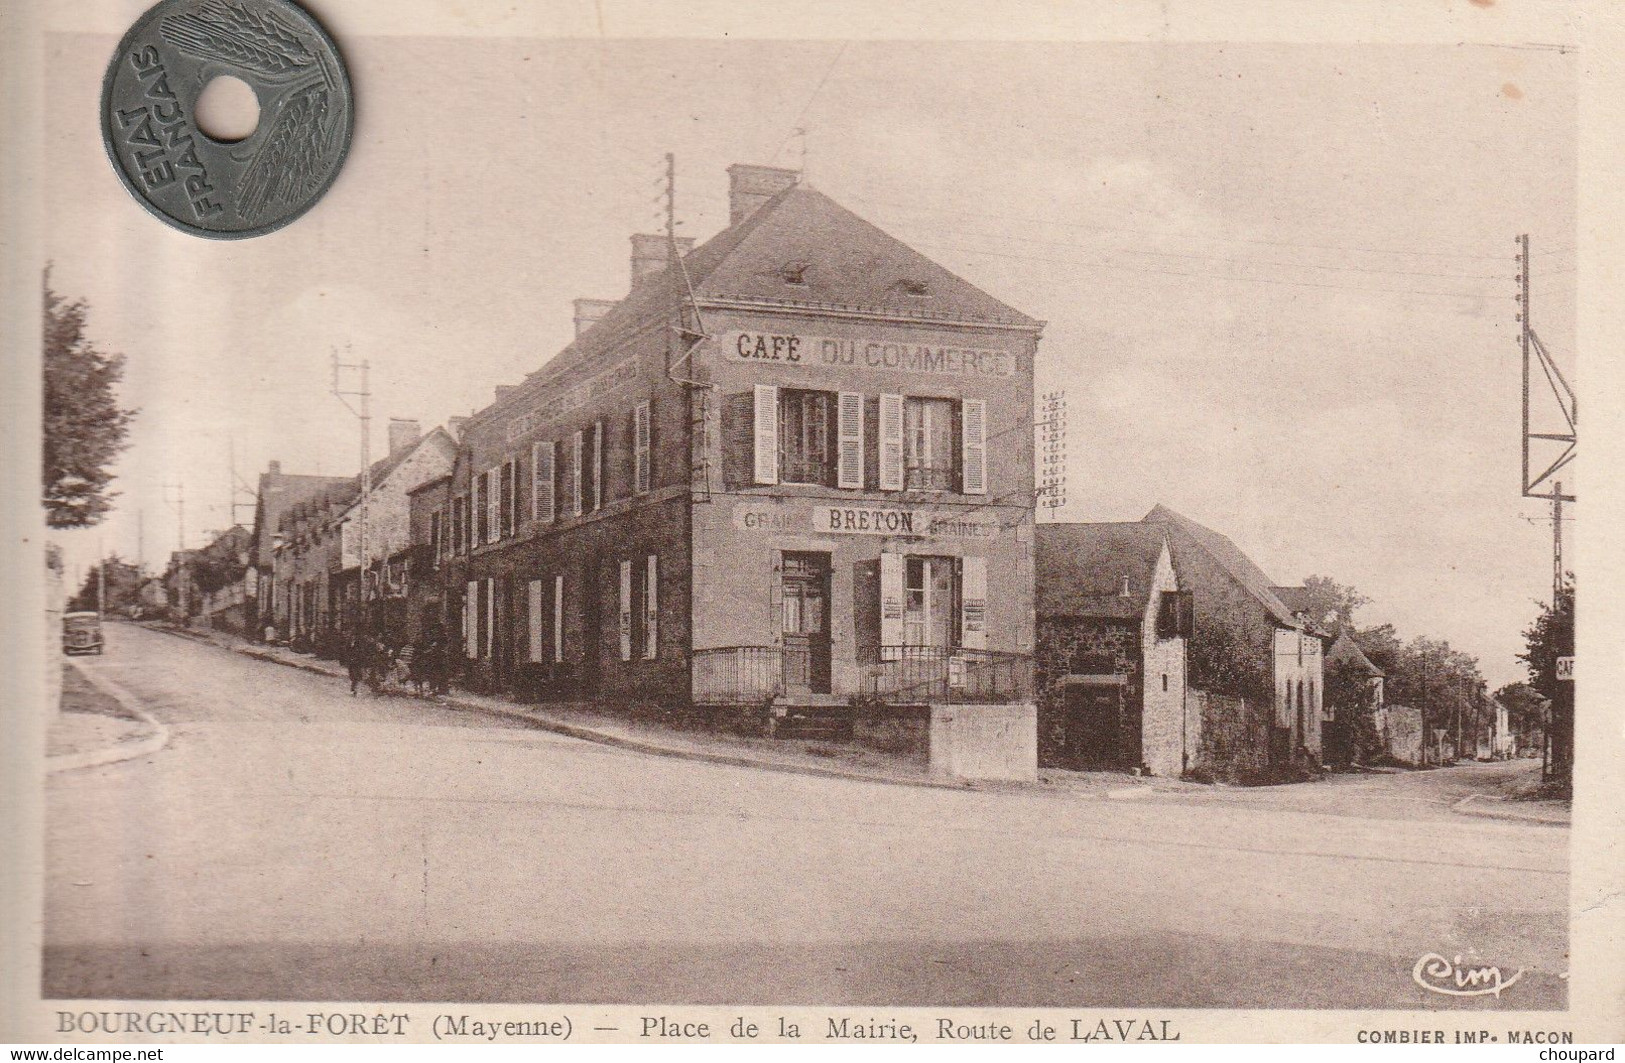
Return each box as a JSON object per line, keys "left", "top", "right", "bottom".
{"left": 903, "top": 555, "right": 957, "bottom": 648}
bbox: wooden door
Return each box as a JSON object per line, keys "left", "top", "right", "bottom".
{"left": 781, "top": 553, "right": 831, "bottom": 694}
{"left": 1064, "top": 684, "right": 1122, "bottom": 769}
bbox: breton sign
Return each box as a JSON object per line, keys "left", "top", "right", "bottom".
{"left": 1556, "top": 656, "right": 1574, "bottom": 681}
{"left": 732, "top": 503, "right": 1000, "bottom": 539}
{"left": 724, "top": 330, "right": 1014, "bottom": 379}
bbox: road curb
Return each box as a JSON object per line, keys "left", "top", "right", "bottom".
{"left": 50, "top": 658, "right": 170, "bottom": 774}
{"left": 145, "top": 624, "right": 990, "bottom": 793}
{"left": 435, "top": 695, "right": 979, "bottom": 793}
{"left": 1452, "top": 793, "right": 1570, "bottom": 827}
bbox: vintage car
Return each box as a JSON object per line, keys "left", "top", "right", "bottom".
{"left": 62, "top": 611, "right": 104, "bottom": 655}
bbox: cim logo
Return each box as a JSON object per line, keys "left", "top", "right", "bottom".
{"left": 1412, "top": 953, "right": 1524, "bottom": 998}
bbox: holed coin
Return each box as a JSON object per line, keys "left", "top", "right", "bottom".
{"left": 101, "top": 0, "right": 354, "bottom": 239}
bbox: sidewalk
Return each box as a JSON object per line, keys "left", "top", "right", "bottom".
{"left": 146, "top": 622, "right": 1190, "bottom": 799}
{"left": 49, "top": 658, "right": 169, "bottom": 772}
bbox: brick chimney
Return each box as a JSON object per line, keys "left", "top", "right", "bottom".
{"left": 573, "top": 297, "right": 618, "bottom": 337}
{"left": 267, "top": 460, "right": 281, "bottom": 476}
{"left": 387, "top": 418, "right": 421, "bottom": 458}
{"left": 727, "top": 163, "right": 799, "bottom": 226}
{"left": 447, "top": 416, "right": 469, "bottom": 441}
{"left": 630, "top": 233, "right": 695, "bottom": 288}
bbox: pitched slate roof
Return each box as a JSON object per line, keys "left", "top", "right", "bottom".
{"left": 1142, "top": 504, "right": 1299, "bottom": 628}
{"left": 252, "top": 471, "right": 354, "bottom": 567}
{"left": 695, "top": 185, "right": 1041, "bottom": 326}
{"left": 1036, "top": 523, "right": 1169, "bottom": 620}
{"left": 334, "top": 426, "right": 457, "bottom": 522}
{"left": 1327, "top": 629, "right": 1384, "bottom": 677}
{"left": 485, "top": 178, "right": 1041, "bottom": 424}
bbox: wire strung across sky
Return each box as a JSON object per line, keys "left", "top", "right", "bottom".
{"left": 836, "top": 186, "right": 1542, "bottom": 263}
{"left": 904, "top": 239, "right": 1509, "bottom": 301}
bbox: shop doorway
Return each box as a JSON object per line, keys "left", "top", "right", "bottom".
{"left": 781, "top": 552, "right": 831, "bottom": 695}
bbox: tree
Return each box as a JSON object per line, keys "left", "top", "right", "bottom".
{"left": 1495, "top": 680, "right": 1547, "bottom": 759}
{"left": 1187, "top": 614, "right": 1273, "bottom": 702}
{"left": 43, "top": 270, "right": 137, "bottom": 528}
{"left": 1298, "top": 575, "right": 1370, "bottom": 632}
{"left": 68, "top": 555, "right": 145, "bottom": 614}
{"left": 1519, "top": 575, "right": 1574, "bottom": 790}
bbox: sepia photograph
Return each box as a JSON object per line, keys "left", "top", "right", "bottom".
{"left": 4, "top": 0, "right": 1621, "bottom": 1047}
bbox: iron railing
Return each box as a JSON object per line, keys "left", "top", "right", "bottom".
{"left": 857, "top": 645, "right": 1033, "bottom": 703}
{"left": 692, "top": 645, "right": 1034, "bottom": 705}
{"left": 692, "top": 646, "right": 784, "bottom": 704}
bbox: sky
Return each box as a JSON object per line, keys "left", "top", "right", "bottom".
{"left": 43, "top": 31, "right": 1576, "bottom": 688}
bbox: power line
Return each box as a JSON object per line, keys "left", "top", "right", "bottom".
{"left": 907, "top": 240, "right": 1500, "bottom": 300}
{"left": 770, "top": 42, "right": 848, "bottom": 168}
{"left": 837, "top": 187, "right": 1518, "bottom": 262}
{"left": 884, "top": 219, "right": 1512, "bottom": 281}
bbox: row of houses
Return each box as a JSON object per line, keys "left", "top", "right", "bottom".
{"left": 199, "top": 161, "right": 1439, "bottom": 781}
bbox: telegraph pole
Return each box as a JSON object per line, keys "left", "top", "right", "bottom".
{"left": 331, "top": 349, "right": 372, "bottom": 628}
{"left": 163, "top": 482, "right": 185, "bottom": 552}
{"left": 1516, "top": 234, "right": 1577, "bottom": 784}
{"left": 1516, "top": 233, "right": 1576, "bottom": 585}
{"left": 163, "top": 482, "right": 186, "bottom": 617}
{"left": 227, "top": 437, "right": 257, "bottom": 527}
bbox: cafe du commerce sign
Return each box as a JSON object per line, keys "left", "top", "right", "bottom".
{"left": 723, "top": 330, "right": 1014, "bottom": 379}
{"left": 734, "top": 503, "right": 1000, "bottom": 540}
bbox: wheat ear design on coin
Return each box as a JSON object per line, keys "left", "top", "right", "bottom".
{"left": 159, "top": 1, "right": 313, "bottom": 79}
{"left": 237, "top": 82, "right": 332, "bottom": 217}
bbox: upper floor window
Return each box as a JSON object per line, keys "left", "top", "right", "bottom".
{"left": 745, "top": 386, "right": 984, "bottom": 495}
{"left": 780, "top": 389, "right": 834, "bottom": 486}
{"left": 904, "top": 397, "right": 956, "bottom": 490}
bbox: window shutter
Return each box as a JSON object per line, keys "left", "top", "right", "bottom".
{"left": 483, "top": 578, "right": 494, "bottom": 659}
{"left": 470, "top": 477, "right": 481, "bottom": 546}
{"left": 960, "top": 555, "right": 988, "bottom": 650}
{"left": 487, "top": 468, "right": 502, "bottom": 541}
{"left": 644, "top": 554, "right": 658, "bottom": 659}
{"left": 553, "top": 574, "right": 564, "bottom": 663}
{"left": 752, "top": 384, "right": 779, "bottom": 485}
{"left": 532, "top": 441, "right": 555, "bottom": 523}
{"left": 634, "top": 402, "right": 651, "bottom": 495}
{"left": 464, "top": 580, "right": 478, "bottom": 659}
{"left": 961, "top": 398, "right": 987, "bottom": 495}
{"left": 618, "top": 559, "right": 633, "bottom": 661}
{"left": 837, "top": 391, "right": 864, "bottom": 489}
{"left": 503, "top": 464, "right": 513, "bottom": 536}
{"left": 571, "top": 430, "right": 584, "bottom": 516}
{"left": 527, "top": 579, "right": 544, "bottom": 663}
{"left": 879, "top": 552, "right": 905, "bottom": 659}
{"left": 593, "top": 420, "right": 604, "bottom": 511}
{"left": 878, "top": 393, "right": 904, "bottom": 490}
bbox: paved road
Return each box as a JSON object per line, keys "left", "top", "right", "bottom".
{"left": 44, "top": 623, "right": 1568, "bottom": 1009}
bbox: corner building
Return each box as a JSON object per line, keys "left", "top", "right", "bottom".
{"left": 447, "top": 164, "right": 1041, "bottom": 714}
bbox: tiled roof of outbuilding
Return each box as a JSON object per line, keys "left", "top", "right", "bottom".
{"left": 1143, "top": 504, "right": 1300, "bottom": 628}
{"left": 1327, "top": 629, "right": 1385, "bottom": 677}
{"left": 1036, "top": 523, "right": 1169, "bottom": 619}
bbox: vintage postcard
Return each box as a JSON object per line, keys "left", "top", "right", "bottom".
{"left": 2, "top": 0, "right": 1621, "bottom": 1047}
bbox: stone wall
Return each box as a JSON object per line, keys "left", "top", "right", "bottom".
{"left": 1034, "top": 617, "right": 1139, "bottom": 769}
{"left": 1380, "top": 703, "right": 1426, "bottom": 766}
{"left": 1186, "top": 689, "right": 1272, "bottom": 783}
